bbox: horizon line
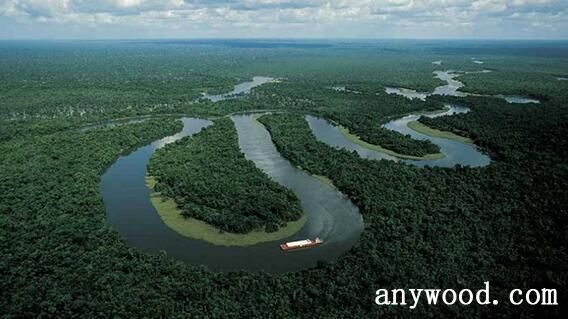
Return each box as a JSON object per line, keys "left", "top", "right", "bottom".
{"left": 1, "top": 37, "right": 568, "bottom": 42}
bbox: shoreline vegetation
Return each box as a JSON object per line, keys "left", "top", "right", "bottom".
{"left": 146, "top": 176, "right": 307, "bottom": 247}
{"left": 311, "top": 174, "right": 337, "bottom": 189}
{"left": 407, "top": 120, "right": 474, "bottom": 144}
{"left": 147, "top": 118, "right": 304, "bottom": 234}
{"left": 4, "top": 41, "right": 567, "bottom": 319}
{"left": 338, "top": 126, "right": 445, "bottom": 160}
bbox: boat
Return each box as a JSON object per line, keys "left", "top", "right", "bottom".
{"left": 280, "top": 238, "right": 323, "bottom": 251}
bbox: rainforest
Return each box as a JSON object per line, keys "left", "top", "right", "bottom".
{"left": 1, "top": 39, "right": 567, "bottom": 318}
{"left": 147, "top": 117, "right": 303, "bottom": 235}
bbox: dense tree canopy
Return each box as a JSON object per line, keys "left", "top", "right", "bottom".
{"left": 148, "top": 118, "right": 302, "bottom": 233}
{"left": 1, "top": 41, "right": 567, "bottom": 318}
{"left": 258, "top": 107, "right": 567, "bottom": 318}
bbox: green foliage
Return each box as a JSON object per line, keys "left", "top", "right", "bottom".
{"left": 259, "top": 109, "right": 567, "bottom": 318}
{"left": 421, "top": 95, "right": 568, "bottom": 161}
{"left": 252, "top": 79, "right": 444, "bottom": 157}
{"left": 1, "top": 41, "right": 567, "bottom": 318}
{"left": 325, "top": 94, "right": 443, "bottom": 157}
{"left": 148, "top": 118, "right": 302, "bottom": 234}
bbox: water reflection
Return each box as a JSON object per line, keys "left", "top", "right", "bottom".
{"left": 385, "top": 69, "right": 540, "bottom": 104}
{"left": 432, "top": 71, "right": 469, "bottom": 97}
{"left": 102, "top": 115, "right": 363, "bottom": 273}
{"left": 308, "top": 105, "right": 491, "bottom": 168}
{"left": 384, "top": 87, "right": 428, "bottom": 101}
{"left": 329, "top": 86, "right": 361, "bottom": 94}
{"left": 496, "top": 95, "right": 541, "bottom": 104}
{"left": 201, "top": 76, "right": 277, "bottom": 102}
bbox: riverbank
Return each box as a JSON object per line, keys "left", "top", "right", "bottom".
{"left": 312, "top": 174, "right": 337, "bottom": 189}
{"left": 146, "top": 176, "right": 307, "bottom": 247}
{"left": 338, "top": 126, "right": 445, "bottom": 161}
{"left": 407, "top": 120, "right": 473, "bottom": 144}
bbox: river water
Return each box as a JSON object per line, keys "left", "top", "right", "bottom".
{"left": 101, "top": 72, "right": 496, "bottom": 272}
{"left": 385, "top": 70, "right": 540, "bottom": 104}
{"left": 201, "top": 76, "right": 276, "bottom": 102}
{"left": 308, "top": 105, "right": 491, "bottom": 168}
{"left": 101, "top": 115, "right": 363, "bottom": 273}
{"left": 320, "top": 68, "right": 537, "bottom": 166}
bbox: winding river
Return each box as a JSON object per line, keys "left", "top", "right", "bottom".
{"left": 101, "top": 114, "right": 363, "bottom": 273}
{"left": 201, "top": 76, "right": 277, "bottom": 102}
{"left": 100, "top": 71, "right": 506, "bottom": 272}
{"left": 386, "top": 70, "right": 540, "bottom": 104}
{"left": 308, "top": 105, "right": 491, "bottom": 168}
{"left": 312, "top": 68, "right": 544, "bottom": 168}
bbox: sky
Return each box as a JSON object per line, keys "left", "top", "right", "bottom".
{"left": 0, "top": 0, "right": 567, "bottom": 40}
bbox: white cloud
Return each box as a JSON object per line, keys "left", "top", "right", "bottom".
{"left": 0, "top": 0, "right": 566, "bottom": 38}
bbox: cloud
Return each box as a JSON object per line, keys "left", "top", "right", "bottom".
{"left": 0, "top": 0, "right": 566, "bottom": 38}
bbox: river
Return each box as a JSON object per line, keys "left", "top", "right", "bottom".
{"left": 201, "top": 76, "right": 277, "bottom": 102}
{"left": 307, "top": 105, "right": 491, "bottom": 168}
{"left": 100, "top": 73, "right": 494, "bottom": 272}
{"left": 101, "top": 115, "right": 363, "bottom": 273}
{"left": 386, "top": 70, "right": 540, "bottom": 104}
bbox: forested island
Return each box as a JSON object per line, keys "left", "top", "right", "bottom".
{"left": 148, "top": 117, "right": 303, "bottom": 235}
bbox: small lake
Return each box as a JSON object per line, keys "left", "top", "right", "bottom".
{"left": 497, "top": 95, "right": 541, "bottom": 104}
{"left": 384, "top": 87, "right": 428, "bottom": 101}
{"left": 101, "top": 115, "right": 363, "bottom": 273}
{"left": 329, "top": 86, "right": 361, "bottom": 94}
{"left": 201, "top": 76, "right": 276, "bottom": 102}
